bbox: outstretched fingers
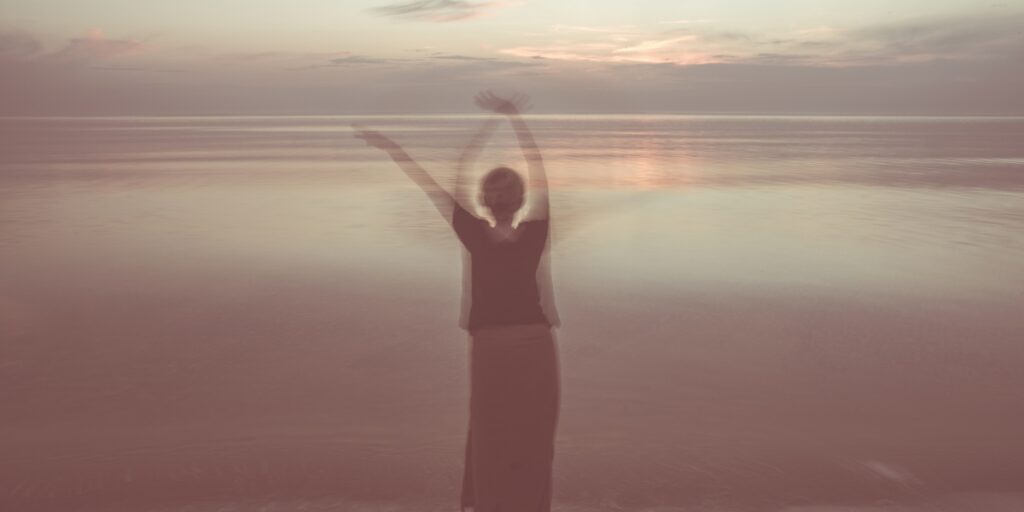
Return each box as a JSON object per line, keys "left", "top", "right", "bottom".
{"left": 351, "top": 124, "right": 398, "bottom": 151}
{"left": 474, "top": 90, "right": 530, "bottom": 115}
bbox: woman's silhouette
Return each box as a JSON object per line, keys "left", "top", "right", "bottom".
{"left": 354, "top": 91, "right": 560, "bottom": 512}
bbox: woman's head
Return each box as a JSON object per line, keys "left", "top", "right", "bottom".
{"left": 480, "top": 166, "right": 525, "bottom": 222}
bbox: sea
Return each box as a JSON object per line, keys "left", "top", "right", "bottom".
{"left": 2, "top": 115, "right": 1023, "bottom": 511}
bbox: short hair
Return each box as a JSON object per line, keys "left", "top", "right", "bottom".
{"left": 480, "top": 166, "right": 525, "bottom": 214}
{"left": 482, "top": 166, "right": 524, "bottom": 194}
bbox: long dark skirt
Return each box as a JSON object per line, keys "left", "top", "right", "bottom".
{"left": 461, "top": 324, "right": 560, "bottom": 512}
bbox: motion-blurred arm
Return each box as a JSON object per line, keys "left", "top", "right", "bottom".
{"left": 508, "top": 112, "right": 549, "bottom": 221}
{"left": 353, "top": 125, "right": 455, "bottom": 220}
{"left": 474, "top": 91, "right": 549, "bottom": 221}
{"left": 454, "top": 117, "right": 501, "bottom": 218}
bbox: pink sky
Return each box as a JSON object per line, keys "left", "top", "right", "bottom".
{"left": 1, "top": 1, "right": 1022, "bottom": 115}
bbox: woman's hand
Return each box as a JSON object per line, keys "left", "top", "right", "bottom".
{"left": 352, "top": 124, "right": 399, "bottom": 152}
{"left": 474, "top": 90, "right": 530, "bottom": 116}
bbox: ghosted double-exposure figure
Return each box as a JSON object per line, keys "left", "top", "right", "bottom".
{"left": 354, "top": 91, "right": 560, "bottom": 512}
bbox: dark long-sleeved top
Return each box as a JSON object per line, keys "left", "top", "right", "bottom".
{"left": 452, "top": 203, "right": 551, "bottom": 333}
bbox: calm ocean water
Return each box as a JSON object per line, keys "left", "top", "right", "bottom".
{"left": 2, "top": 115, "right": 1024, "bottom": 511}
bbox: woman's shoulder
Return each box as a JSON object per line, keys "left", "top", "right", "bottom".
{"left": 521, "top": 216, "right": 549, "bottom": 229}
{"left": 452, "top": 203, "right": 487, "bottom": 248}
{"left": 453, "top": 203, "right": 486, "bottom": 225}
{"left": 520, "top": 216, "right": 550, "bottom": 243}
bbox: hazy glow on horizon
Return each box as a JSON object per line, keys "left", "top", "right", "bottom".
{"left": 1, "top": 0, "right": 1022, "bottom": 115}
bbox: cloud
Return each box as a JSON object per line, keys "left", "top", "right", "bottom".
{"left": 429, "top": 52, "right": 491, "bottom": 61}
{"left": 795, "top": 26, "right": 842, "bottom": 36}
{"left": 289, "top": 50, "right": 542, "bottom": 80}
{"left": 650, "top": 13, "right": 1024, "bottom": 67}
{"left": 549, "top": 24, "right": 636, "bottom": 34}
{"left": 849, "top": 14, "right": 1024, "bottom": 62}
{"left": 215, "top": 51, "right": 281, "bottom": 61}
{"left": 3, "top": 13, "right": 1023, "bottom": 116}
{"left": 427, "top": 52, "right": 537, "bottom": 67}
{"left": 501, "top": 24, "right": 765, "bottom": 67}
{"left": 497, "top": 11, "right": 1024, "bottom": 72}
{"left": 328, "top": 54, "right": 402, "bottom": 65}
{"left": 614, "top": 35, "right": 699, "bottom": 54}
{"left": 48, "top": 28, "right": 145, "bottom": 63}
{"left": 91, "top": 65, "right": 184, "bottom": 73}
{"left": 660, "top": 19, "right": 712, "bottom": 25}
{"left": 0, "top": 30, "right": 43, "bottom": 59}
{"left": 371, "top": 0, "right": 513, "bottom": 22}
{"left": 501, "top": 36, "right": 721, "bottom": 66}
{"left": 1, "top": 28, "right": 151, "bottom": 81}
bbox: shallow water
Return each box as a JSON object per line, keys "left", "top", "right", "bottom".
{"left": 2, "top": 115, "right": 1023, "bottom": 511}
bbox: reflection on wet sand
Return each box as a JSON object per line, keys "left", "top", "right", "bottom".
{"left": 2, "top": 115, "right": 1023, "bottom": 511}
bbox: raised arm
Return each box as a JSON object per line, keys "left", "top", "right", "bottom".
{"left": 509, "top": 112, "right": 549, "bottom": 221}
{"left": 353, "top": 125, "right": 454, "bottom": 220}
{"left": 454, "top": 116, "right": 501, "bottom": 216}
{"left": 474, "top": 91, "right": 549, "bottom": 220}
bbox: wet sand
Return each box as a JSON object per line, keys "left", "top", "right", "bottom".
{"left": 2, "top": 115, "right": 1023, "bottom": 511}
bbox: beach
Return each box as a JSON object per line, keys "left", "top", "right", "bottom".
{"left": 2, "top": 115, "right": 1023, "bottom": 511}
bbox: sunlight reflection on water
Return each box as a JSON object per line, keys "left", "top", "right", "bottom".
{"left": 2, "top": 115, "right": 1023, "bottom": 511}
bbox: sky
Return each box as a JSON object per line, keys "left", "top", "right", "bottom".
{"left": 1, "top": 0, "right": 1023, "bottom": 115}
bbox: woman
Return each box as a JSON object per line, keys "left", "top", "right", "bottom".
{"left": 354, "top": 91, "right": 560, "bottom": 512}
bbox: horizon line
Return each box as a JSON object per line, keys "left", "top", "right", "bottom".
{"left": 4, "top": 112, "right": 1024, "bottom": 119}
